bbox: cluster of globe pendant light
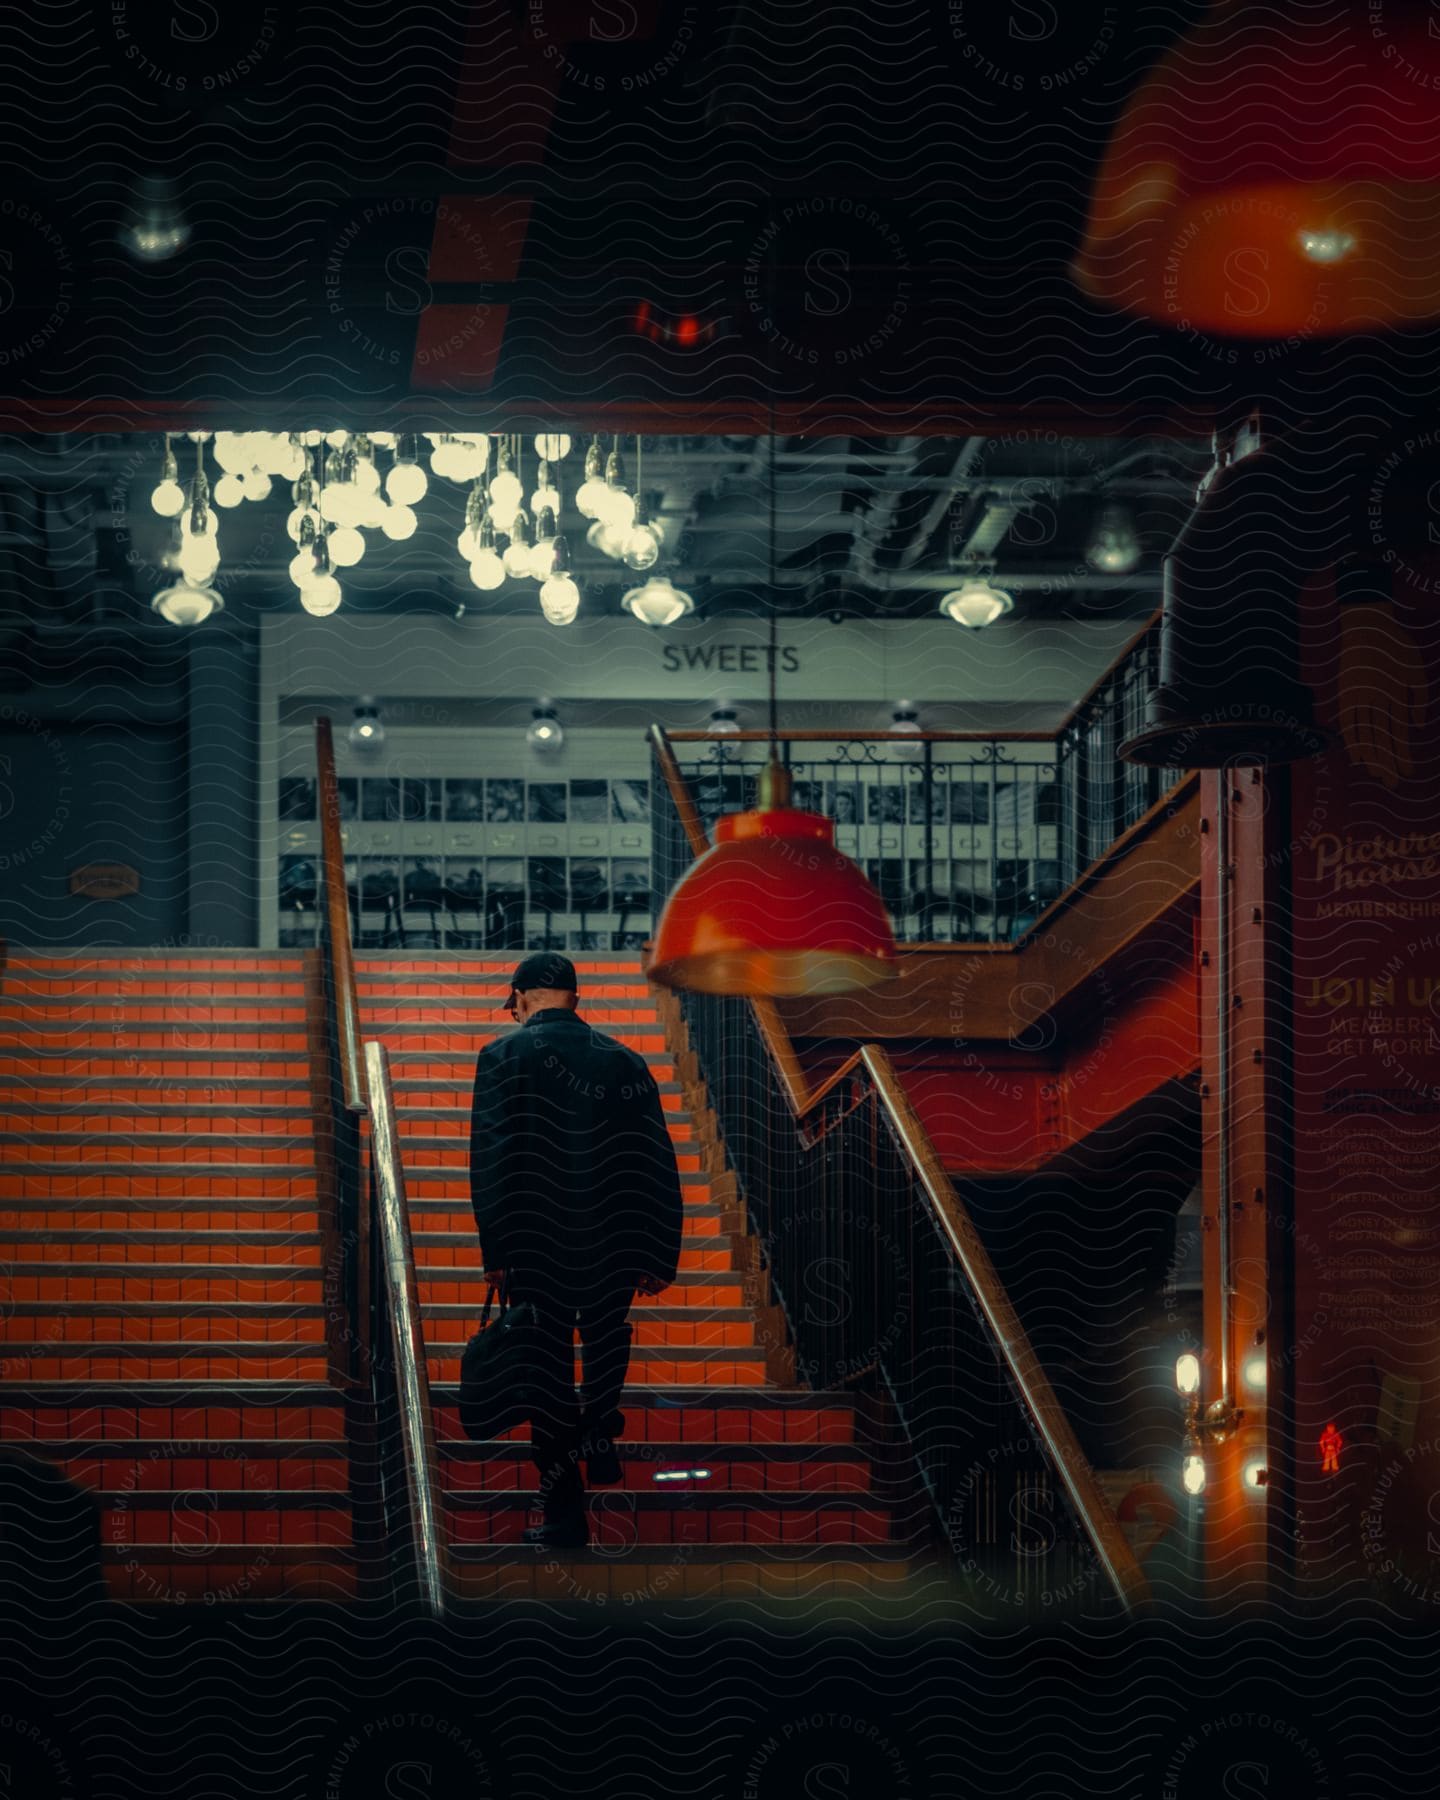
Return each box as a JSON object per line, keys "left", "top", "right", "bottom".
{"left": 148, "top": 428, "right": 694, "bottom": 630}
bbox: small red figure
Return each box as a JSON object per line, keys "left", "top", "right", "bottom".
{"left": 1319, "top": 1422, "right": 1343, "bottom": 1474}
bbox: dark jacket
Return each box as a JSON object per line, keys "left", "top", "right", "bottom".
{"left": 469, "top": 1007, "right": 684, "bottom": 1306}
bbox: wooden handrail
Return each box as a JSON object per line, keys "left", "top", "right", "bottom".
{"left": 649, "top": 722, "right": 1152, "bottom": 1612}
{"left": 858, "top": 1044, "right": 1150, "bottom": 1613}
{"left": 1053, "top": 608, "right": 1162, "bottom": 736}
{"left": 315, "top": 716, "right": 366, "bottom": 1115}
{"left": 664, "top": 729, "right": 1057, "bottom": 743}
{"left": 365, "top": 1039, "right": 451, "bottom": 1616}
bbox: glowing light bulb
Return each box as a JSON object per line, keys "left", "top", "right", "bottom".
{"left": 151, "top": 474, "right": 187, "bottom": 519}
{"left": 327, "top": 525, "right": 366, "bottom": 567}
{"left": 530, "top": 484, "right": 561, "bottom": 517}
{"left": 184, "top": 506, "right": 219, "bottom": 540}
{"left": 286, "top": 506, "right": 319, "bottom": 543}
{"left": 151, "top": 582, "right": 223, "bottom": 626}
{"left": 1175, "top": 1353, "right": 1201, "bottom": 1396}
{"left": 534, "top": 434, "right": 571, "bottom": 461}
{"left": 1297, "top": 228, "right": 1355, "bottom": 264}
{"left": 178, "top": 538, "right": 220, "bottom": 584}
{"left": 1085, "top": 504, "right": 1142, "bottom": 574}
{"left": 528, "top": 539, "right": 556, "bottom": 579}
{"left": 469, "top": 550, "right": 505, "bottom": 590}
{"left": 457, "top": 526, "right": 479, "bottom": 560}
{"left": 597, "top": 486, "right": 636, "bottom": 528}
{"left": 289, "top": 548, "right": 320, "bottom": 587}
{"left": 575, "top": 476, "right": 608, "bottom": 519}
{"left": 622, "top": 576, "right": 693, "bottom": 626}
{"left": 539, "top": 574, "right": 581, "bottom": 624}
{"left": 214, "top": 472, "right": 246, "bottom": 508}
{"left": 241, "top": 468, "right": 272, "bottom": 502}
{"left": 213, "top": 432, "right": 248, "bottom": 474}
{"left": 381, "top": 505, "right": 417, "bottom": 541}
{"left": 489, "top": 469, "right": 522, "bottom": 513}
{"left": 939, "top": 578, "right": 1014, "bottom": 629}
{"left": 502, "top": 539, "right": 532, "bottom": 579}
{"left": 319, "top": 484, "right": 351, "bottom": 524}
{"left": 1182, "top": 1453, "right": 1206, "bottom": 1497}
{"left": 621, "top": 523, "right": 661, "bottom": 570}
{"left": 301, "top": 574, "right": 342, "bottom": 615}
{"left": 386, "top": 461, "right": 427, "bottom": 505}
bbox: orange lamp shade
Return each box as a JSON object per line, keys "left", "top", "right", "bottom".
{"left": 1073, "top": 3, "right": 1440, "bottom": 338}
{"left": 647, "top": 805, "right": 897, "bottom": 997}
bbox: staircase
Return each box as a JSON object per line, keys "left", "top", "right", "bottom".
{"left": 0, "top": 950, "right": 921, "bottom": 1604}
{"left": 357, "top": 952, "right": 919, "bottom": 1600}
{"left": 0, "top": 951, "right": 352, "bottom": 1602}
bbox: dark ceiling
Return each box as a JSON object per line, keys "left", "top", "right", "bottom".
{"left": 2, "top": 0, "right": 1439, "bottom": 674}
{"left": 7, "top": 0, "right": 1422, "bottom": 432}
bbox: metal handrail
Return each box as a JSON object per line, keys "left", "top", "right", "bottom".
{"left": 648, "top": 724, "right": 1151, "bottom": 1613}
{"left": 365, "top": 1039, "right": 451, "bottom": 1616}
{"left": 315, "top": 716, "right": 365, "bottom": 1115}
{"left": 312, "top": 717, "right": 450, "bottom": 1615}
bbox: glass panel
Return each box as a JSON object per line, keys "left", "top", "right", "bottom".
{"left": 445, "top": 778, "right": 485, "bottom": 822}
{"left": 336, "top": 778, "right": 358, "bottom": 822}
{"left": 570, "top": 779, "right": 608, "bottom": 823}
{"left": 278, "top": 776, "right": 316, "bottom": 822}
{"left": 486, "top": 779, "right": 525, "bottom": 823}
{"left": 527, "top": 856, "right": 567, "bottom": 912}
{"left": 278, "top": 854, "right": 319, "bottom": 910}
{"left": 949, "top": 779, "right": 989, "bottom": 825}
{"left": 402, "top": 778, "right": 443, "bottom": 821}
{"left": 569, "top": 857, "right": 609, "bottom": 911}
{"left": 362, "top": 778, "right": 403, "bottom": 821}
{"left": 612, "top": 859, "right": 650, "bottom": 911}
{"left": 825, "top": 780, "right": 862, "bottom": 826}
{"left": 611, "top": 778, "right": 648, "bottom": 822}
{"left": 527, "top": 782, "right": 567, "bottom": 823}
{"left": 484, "top": 859, "right": 525, "bottom": 950}
{"left": 867, "top": 785, "right": 904, "bottom": 826}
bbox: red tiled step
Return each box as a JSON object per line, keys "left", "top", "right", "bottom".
{"left": 0, "top": 1208, "right": 320, "bottom": 1232}
{"left": 0, "top": 1144, "right": 315, "bottom": 1166}
{"left": 2, "top": 957, "right": 306, "bottom": 974}
{"left": 0, "top": 1061, "right": 313, "bottom": 1082}
{"left": 0, "top": 1241, "right": 324, "bottom": 1266}
{"left": 419, "top": 1306, "right": 759, "bottom": 1348}
{"left": 0, "top": 1176, "right": 318, "bottom": 1200}
{"left": 425, "top": 1349, "right": 768, "bottom": 1386}
{"left": 3, "top": 1353, "right": 329, "bottom": 1380}
{"left": 409, "top": 1206, "right": 726, "bottom": 1239}
{"left": 0, "top": 1115, "right": 316, "bottom": 1136}
{"left": 442, "top": 1452, "right": 873, "bottom": 1494}
{"left": 1, "top": 1312, "right": 327, "bottom": 1345}
{"left": 0, "top": 1273, "right": 321, "bottom": 1303}
{"left": 1, "top": 1032, "right": 311, "bottom": 1053}
{"left": 0, "top": 1393, "right": 349, "bottom": 1441}
{"left": 445, "top": 1501, "right": 893, "bottom": 1547}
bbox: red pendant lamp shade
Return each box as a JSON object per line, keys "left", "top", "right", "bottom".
{"left": 648, "top": 767, "right": 897, "bottom": 997}
{"left": 1073, "top": 2, "right": 1440, "bottom": 337}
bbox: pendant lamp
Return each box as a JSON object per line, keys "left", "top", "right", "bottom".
{"left": 1117, "top": 423, "right": 1330, "bottom": 768}
{"left": 1073, "top": 1, "right": 1440, "bottom": 338}
{"left": 647, "top": 438, "right": 897, "bottom": 998}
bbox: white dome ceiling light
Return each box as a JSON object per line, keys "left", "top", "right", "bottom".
{"left": 938, "top": 576, "right": 1014, "bottom": 629}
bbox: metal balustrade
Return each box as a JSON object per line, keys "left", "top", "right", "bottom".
{"left": 651, "top": 614, "right": 1181, "bottom": 945}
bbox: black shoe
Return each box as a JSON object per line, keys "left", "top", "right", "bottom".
{"left": 522, "top": 1516, "right": 589, "bottom": 1549}
{"left": 585, "top": 1440, "right": 623, "bottom": 1486}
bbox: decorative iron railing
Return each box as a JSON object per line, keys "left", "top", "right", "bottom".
{"left": 653, "top": 615, "right": 1181, "bottom": 944}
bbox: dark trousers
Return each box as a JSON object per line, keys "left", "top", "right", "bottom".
{"left": 522, "top": 1288, "right": 636, "bottom": 1517}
